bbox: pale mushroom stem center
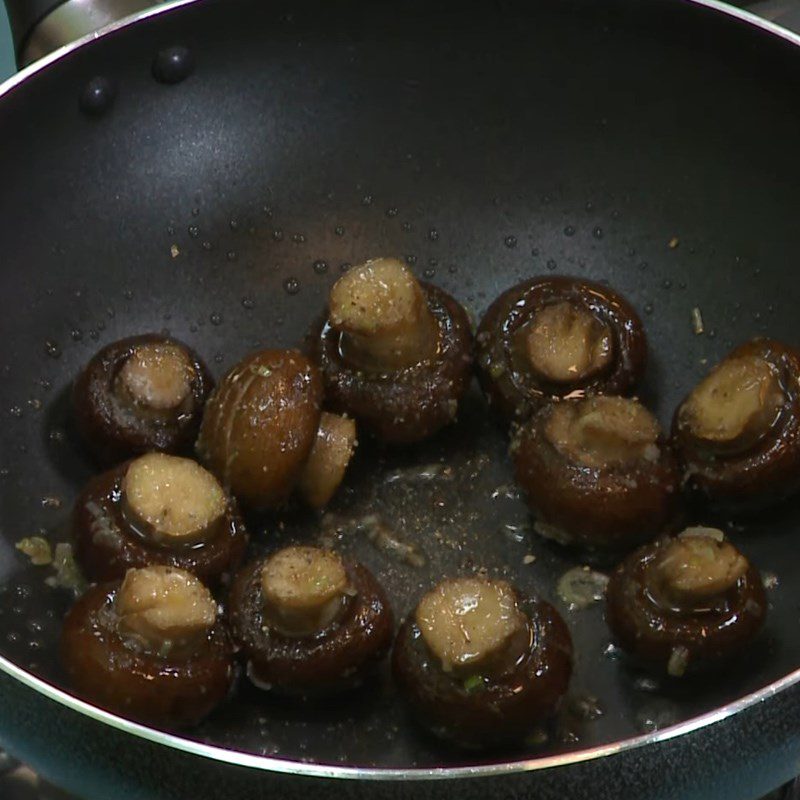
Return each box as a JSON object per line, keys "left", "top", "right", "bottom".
{"left": 328, "top": 257, "right": 440, "bottom": 370}
{"left": 117, "top": 343, "right": 193, "bottom": 411}
{"left": 545, "top": 396, "right": 661, "bottom": 469}
{"left": 116, "top": 565, "right": 217, "bottom": 655}
{"left": 416, "top": 577, "right": 525, "bottom": 676}
{"left": 514, "top": 301, "right": 613, "bottom": 384}
{"left": 682, "top": 355, "right": 784, "bottom": 453}
{"left": 654, "top": 529, "right": 749, "bottom": 607}
{"left": 261, "top": 546, "right": 351, "bottom": 637}
{"left": 121, "top": 453, "right": 226, "bottom": 546}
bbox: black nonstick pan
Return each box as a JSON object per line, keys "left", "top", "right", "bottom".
{"left": 1, "top": 0, "right": 800, "bottom": 798}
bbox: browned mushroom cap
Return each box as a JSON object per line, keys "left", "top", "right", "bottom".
{"left": 605, "top": 529, "right": 767, "bottom": 676}
{"left": 513, "top": 396, "right": 680, "bottom": 550}
{"left": 673, "top": 338, "right": 800, "bottom": 512}
{"left": 308, "top": 259, "right": 473, "bottom": 444}
{"left": 196, "top": 349, "right": 324, "bottom": 508}
{"left": 73, "top": 334, "right": 214, "bottom": 466}
{"left": 476, "top": 276, "right": 646, "bottom": 420}
{"left": 72, "top": 455, "right": 248, "bottom": 584}
{"left": 229, "top": 549, "right": 394, "bottom": 696}
{"left": 60, "top": 569, "right": 234, "bottom": 728}
{"left": 392, "top": 577, "right": 572, "bottom": 748}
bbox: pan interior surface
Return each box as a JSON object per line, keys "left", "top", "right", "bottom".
{"left": 0, "top": 0, "right": 799, "bottom": 772}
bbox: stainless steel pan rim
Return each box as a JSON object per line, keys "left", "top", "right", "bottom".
{"left": 2, "top": 648, "right": 799, "bottom": 780}
{"left": 0, "top": 0, "right": 799, "bottom": 783}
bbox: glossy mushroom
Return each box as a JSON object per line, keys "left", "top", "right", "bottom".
{"left": 73, "top": 334, "right": 214, "bottom": 465}
{"left": 308, "top": 257, "right": 473, "bottom": 444}
{"left": 73, "top": 452, "right": 248, "bottom": 583}
{"left": 61, "top": 566, "right": 234, "bottom": 727}
{"left": 392, "top": 576, "right": 572, "bottom": 748}
{"left": 228, "top": 546, "right": 394, "bottom": 695}
{"left": 513, "top": 396, "right": 680, "bottom": 550}
{"left": 605, "top": 527, "right": 767, "bottom": 676}
{"left": 476, "top": 276, "right": 646, "bottom": 420}
{"left": 673, "top": 338, "right": 800, "bottom": 512}
{"left": 196, "top": 349, "right": 356, "bottom": 509}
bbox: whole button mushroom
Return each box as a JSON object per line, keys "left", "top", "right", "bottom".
{"left": 308, "top": 257, "right": 473, "bottom": 444}
{"left": 673, "top": 338, "right": 800, "bottom": 512}
{"left": 196, "top": 349, "right": 356, "bottom": 509}
{"left": 605, "top": 528, "right": 767, "bottom": 676}
{"left": 72, "top": 452, "right": 249, "bottom": 584}
{"left": 73, "top": 334, "right": 214, "bottom": 466}
{"left": 476, "top": 276, "right": 646, "bottom": 421}
{"left": 61, "top": 566, "right": 235, "bottom": 727}
{"left": 513, "top": 396, "right": 680, "bottom": 550}
{"left": 229, "top": 546, "right": 394, "bottom": 695}
{"left": 392, "top": 576, "right": 572, "bottom": 748}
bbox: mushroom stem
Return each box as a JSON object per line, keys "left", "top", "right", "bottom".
{"left": 261, "top": 547, "right": 351, "bottom": 637}
{"left": 120, "top": 453, "right": 226, "bottom": 546}
{"left": 329, "top": 258, "right": 440, "bottom": 370}
{"left": 416, "top": 577, "right": 525, "bottom": 674}
{"left": 513, "top": 302, "right": 613, "bottom": 384}
{"left": 116, "top": 566, "right": 217, "bottom": 655}
{"left": 545, "top": 396, "right": 661, "bottom": 469}
{"left": 681, "top": 355, "right": 784, "bottom": 453}
{"left": 297, "top": 413, "right": 357, "bottom": 509}
{"left": 653, "top": 529, "right": 749, "bottom": 607}
{"left": 116, "top": 343, "right": 193, "bottom": 411}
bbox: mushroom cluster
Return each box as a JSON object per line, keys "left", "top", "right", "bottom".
{"left": 55, "top": 263, "right": 791, "bottom": 740}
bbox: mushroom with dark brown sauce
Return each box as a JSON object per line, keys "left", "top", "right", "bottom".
{"left": 673, "top": 338, "right": 800, "bottom": 512}
{"left": 513, "top": 396, "right": 680, "bottom": 550}
{"left": 229, "top": 546, "right": 394, "bottom": 695}
{"left": 61, "top": 566, "right": 235, "bottom": 727}
{"left": 476, "top": 277, "right": 646, "bottom": 420}
{"left": 73, "top": 452, "right": 248, "bottom": 583}
{"left": 196, "top": 349, "right": 356, "bottom": 509}
{"left": 73, "top": 334, "right": 214, "bottom": 465}
{"left": 605, "top": 527, "right": 767, "bottom": 676}
{"left": 308, "top": 257, "right": 473, "bottom": 444}
{"left": 392, "top": 576, "right": 572, "bottom": 748}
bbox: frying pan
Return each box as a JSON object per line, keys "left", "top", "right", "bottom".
{"left": 1, "top": 0, "right": 800, "bottom": 798}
